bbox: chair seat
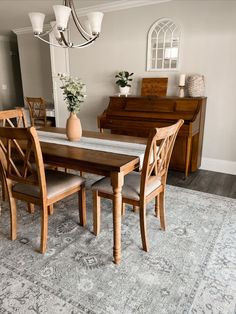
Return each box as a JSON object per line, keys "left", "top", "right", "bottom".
{"left": 13, "top": 170, "right": 85, "bottom": 199}
{"left": 92, "top": 171, "right": 161, "bottom": 201}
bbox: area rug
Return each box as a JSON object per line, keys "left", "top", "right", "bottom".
{"left": 0, "top": 174, "right": 235, "bottom": 314}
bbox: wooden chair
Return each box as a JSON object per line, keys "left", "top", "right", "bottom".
{"left": 25, "top": 97, "right": 53, "bottom": 128}
{"left": 0, "top": 108, "right": 28, "bottom": 203}
{"left": 0, "top": 126, "right": 86, "bottom": 253}
{"left": 92, "top": 119, "right": 184, "bottom": 252}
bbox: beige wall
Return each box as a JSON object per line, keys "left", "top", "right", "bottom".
{"left": 17, "top": 33, "right": 53, "bottom": 104}
{"left": 68, "top": 0, "right": 236, "bottom": 170}
{"left": 0, "top": 36, "right": 23, "bottom": 109}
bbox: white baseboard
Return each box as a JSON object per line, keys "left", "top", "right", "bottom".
{"left": 200, "top": 157, "right": 236, "bottom": 175}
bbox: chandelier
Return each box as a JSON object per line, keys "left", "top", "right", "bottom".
{"left": 28, "top": 0, "right": 104, "bottom": 48}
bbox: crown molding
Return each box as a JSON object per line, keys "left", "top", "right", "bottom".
{"left": 13, "top": 24, "right": 51, "bottom": 35}
{"left": 76, "top": 0, "right": 172, "bottom": 15}
{"left": 13, "top": 0, "right": 171, "bottom": 35}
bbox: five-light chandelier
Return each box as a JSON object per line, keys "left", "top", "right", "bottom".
{"left": 28, "top": 0, "right": 104, "bottom": 48}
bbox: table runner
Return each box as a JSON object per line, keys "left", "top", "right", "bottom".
{"left": 37, "top": 131, "right": 146, "bottom": 169}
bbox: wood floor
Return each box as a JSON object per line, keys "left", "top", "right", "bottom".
{"left": 167, "top": 169, "right": 236, "bottom": 199}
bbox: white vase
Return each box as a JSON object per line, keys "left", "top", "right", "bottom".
{"left": 66, "top": 112, "right": 82, "bottom": 141}
{"left": 119, "top": 86, "right": 130, "bottom": 96}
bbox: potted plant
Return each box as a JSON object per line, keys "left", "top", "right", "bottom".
{"left": 58, "top": 73, "right": 86, "bottom": 141}
{"left": 115, "top": 71, "right": 134, "bottom": 95}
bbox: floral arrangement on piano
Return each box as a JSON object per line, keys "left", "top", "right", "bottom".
{"left": 58, "top": 73, "right": 86, "bottom": 114}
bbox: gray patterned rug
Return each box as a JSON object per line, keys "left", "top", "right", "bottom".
{"left": 0, "top": 174, "right": 235, "bottom": 314}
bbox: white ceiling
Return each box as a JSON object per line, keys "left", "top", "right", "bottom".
{"left": 0, "top": 0, "right": 171, "bottom": 36}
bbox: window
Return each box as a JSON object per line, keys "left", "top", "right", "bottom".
{"left": 147, "top": 18, "right": 181, "bottom": 71}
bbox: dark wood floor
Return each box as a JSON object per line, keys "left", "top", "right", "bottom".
{"left": 167, "top": 169, "right": 236, "bottom": 199}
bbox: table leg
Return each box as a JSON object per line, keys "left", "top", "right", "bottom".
{"left": 111, "top": 172, "right": 124, "bottom": 264}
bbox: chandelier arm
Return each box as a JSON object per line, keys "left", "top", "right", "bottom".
{"left": 60, "top": 32, "right": 72, "bottom": 47}
{"left": 35, "top": 35, "right": 68, "bottom": 48}
{"left": 72, "top": 33, "right": 99, "bottom": 48}
{"left": 68, "top": 0, "right": 94, "bottom": 40}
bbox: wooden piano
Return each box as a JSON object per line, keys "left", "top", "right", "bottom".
{"left": 98, "top": 96, "right": 207, "bottom": 177}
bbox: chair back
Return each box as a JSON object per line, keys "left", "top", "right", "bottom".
{"left": 0, "top": 108, "right": 27, "bottom": 128}
{"left": 140, "top": 119, "right": 184, "bottom": 200}
{"left": 25, "top": 97, "right": 47, "bottom": 127}
{"left": 0, "top": 127, "right": 47, "bottom": 201}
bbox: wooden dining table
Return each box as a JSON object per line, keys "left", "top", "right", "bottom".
{"left": 39, "top": 127, "right": 147, "bottom": 264}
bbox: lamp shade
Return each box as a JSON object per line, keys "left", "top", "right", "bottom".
{"left": 86, "top": 12, "right": 104, "bottom": 35}
{"left": 53, "top": 5, "right": 71, "bottom": 30}
{"left": 83, "top": 18, "right": 92, "bottom": 36}
{"left": 29, "top": 12, "right": 45, "bottom": 34}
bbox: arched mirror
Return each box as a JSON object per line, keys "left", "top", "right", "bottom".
{"left": 147, "top": 18, "right": 181, "bottom": 71}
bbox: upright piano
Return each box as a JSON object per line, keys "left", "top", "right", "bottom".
{"left": 98, "top": 96, "right": 207, "bottom": 177}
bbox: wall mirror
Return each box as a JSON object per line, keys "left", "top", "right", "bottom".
{"left": 147, "top": 18, "right": 181, "bottom": 71}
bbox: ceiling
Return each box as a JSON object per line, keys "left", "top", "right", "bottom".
{"left": 0, "top": 0, "right": 172, "bottom": 36}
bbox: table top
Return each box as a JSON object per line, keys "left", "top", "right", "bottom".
{"left": 39, "top": 127, "right": 147, "bottom": 176}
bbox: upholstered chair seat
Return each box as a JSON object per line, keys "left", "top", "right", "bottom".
{"left": 92, "top": 171, "right": 161, "bottom": 201}
{"left": 13, "top": 170, "right": 85, "bottom": 199}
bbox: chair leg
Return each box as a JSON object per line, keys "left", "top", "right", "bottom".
{"left": 159, "top": 191, "right": 166, "bottom": 231}
{"left": 139, "top": 204, "right": 149, "bottom": 252}
{"left": 48, "top": 204, "right": 54, "bottom": 215}
{"left": 121, "top": 203, "right": 125, "bottom": 216}
{"left": 155, "top": 195, "right": 159, "bottom": 218}
{"left": 27, "top": 203, "right": 35, "bottom": 214}
{"left": 78, "top": 187, "right": 86, "bottom": 226}
{"left": 9, "top": 196, "right": 17, "bottom": 240}
{"left": 133, "top": 205, "right": 139, "bottom": 212}
{"left": 93, "top": 190, "right": 101, "bottom": 235}
{"left": 40, "top": 204, "right": 48, "bottom": 254}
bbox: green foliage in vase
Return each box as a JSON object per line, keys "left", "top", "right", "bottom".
{"left": 115, "top": 71, "right": 134, "bottom": 87}
{"left": 58, "top": 73, "right": 86, "bottom": 114}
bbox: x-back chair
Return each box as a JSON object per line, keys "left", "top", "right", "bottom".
{"left": 25, "top": 97, "right": 53, "bottom": 128}
{"left": 0, "top": 108, "right": 32, "bottom": 208}
{"left": 92, "top": 119, "right": 184, "bottom": 252}
{"left": 0, "top": 126, "right": 86, "bottom": 253}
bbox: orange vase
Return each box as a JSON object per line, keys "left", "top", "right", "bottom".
{"left": 66, "top": 112, "right": 82, "bottom": 141}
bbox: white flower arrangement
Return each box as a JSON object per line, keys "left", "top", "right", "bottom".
{"left": 58, "top": 73, "right": 86, "bottom": 114}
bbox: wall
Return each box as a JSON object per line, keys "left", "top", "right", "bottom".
{"left": 68, "top": 0, "right": 236, "bottom": 174}
{"left": 17, "top": 33, "right": 53, "bottom": 104}
{"left": 0, "top": 36, "right": 23, "bottom": 109}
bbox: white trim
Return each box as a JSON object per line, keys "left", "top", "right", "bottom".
{"left": 76, "top": 0, "right": 172, "bottom": 15}
{"left": 200, "top": 157, "right": 236, "bottom": 175}
{"left": 13, "top": 24, "right": 51, "bottom": 35}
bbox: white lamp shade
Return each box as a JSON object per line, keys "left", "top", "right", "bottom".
{"left": 86, "top": 12, "right": 104, "bottom": 35}
{"left": 83, "top": 18, "right": 92, "bottom": 36}
{"left": 29, "top": 12, "right": 45, "bottom": 34}
{"left": 53, "top": 5, "right": 71, "bottom": 30}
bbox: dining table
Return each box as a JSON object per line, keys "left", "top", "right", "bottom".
{"left": 38, "top": 127, "right": 147, "bottom": 264}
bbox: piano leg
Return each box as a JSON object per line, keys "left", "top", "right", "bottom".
{"left": 185, "top": 136, "right": 192, "bottom": 179}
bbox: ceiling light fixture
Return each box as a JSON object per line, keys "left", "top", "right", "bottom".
{"left": 28, "top": 0, "right": 104, "bottom": 48}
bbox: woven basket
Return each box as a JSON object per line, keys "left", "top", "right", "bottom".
{"left": 187, "top": 75, "right": 205, "bottom": 97}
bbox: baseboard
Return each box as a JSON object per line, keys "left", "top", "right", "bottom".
{"left": 200, "top": 157, "right": 236, "bottom": 175}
